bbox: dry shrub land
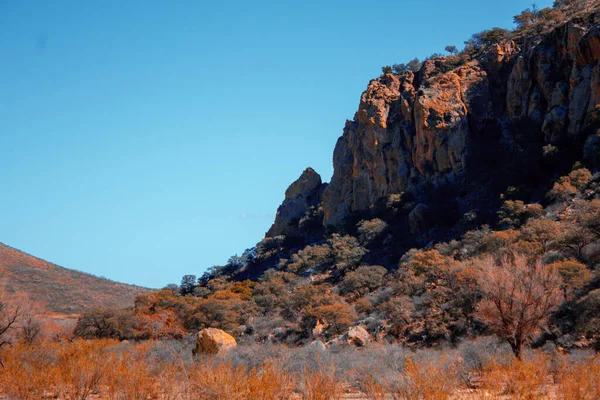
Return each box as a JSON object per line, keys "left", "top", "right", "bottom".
{"left": 1, "top": 338, "right": 600, "bottom": 399}
{"left": 2, "top": 1, "right": 600, "bottom": 398}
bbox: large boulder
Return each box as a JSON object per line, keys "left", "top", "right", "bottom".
{"left": 193, "top": 328, "right": 237, "bottom": 355}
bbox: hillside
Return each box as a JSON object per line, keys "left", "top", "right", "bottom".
{"left": 0, "top": 242, "right": 150, "bottom": 318}
{"left": 125, "top": 1, "right": 600, "bottom": 353}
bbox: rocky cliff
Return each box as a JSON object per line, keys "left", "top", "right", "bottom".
{"left": 268, "top": 10, "right": 600, "bottom": 235}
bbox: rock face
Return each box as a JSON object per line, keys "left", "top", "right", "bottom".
{"left": 267, "top": 168, "right": 327, "bottom": 237}
{"left": 321, "top": 16, "right": 600, "bottom": 227}
{"left": 193, "top": 328, "right": 237, "bottom": 355}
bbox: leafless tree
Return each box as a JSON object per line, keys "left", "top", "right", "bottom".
{"left": 0, "top": 302, "right": 21, "bottom": 367}
{"left": 476, "top": 254, "right": 563, "bottom": 359}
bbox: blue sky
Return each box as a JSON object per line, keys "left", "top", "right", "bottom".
{"left": 0, "top": 0, "right": 552, "bottom": 288}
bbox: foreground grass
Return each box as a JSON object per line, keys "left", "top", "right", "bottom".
{"left": 0, "top": 339, "right": 599, "bottom": 399}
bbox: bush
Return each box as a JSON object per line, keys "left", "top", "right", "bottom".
{"left": 74, "top": 308, "right": 137, "bottom": 340}
{"left": 357, "top": 218, "right": 388, "bottom": 244}
{"left": 339, "top": 265, "right": 387, "bottom": 297}
{"left": 465, "top": 28, "right": 512, "bottom": 50}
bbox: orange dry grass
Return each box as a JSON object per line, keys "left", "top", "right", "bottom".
{"left": 556, "top": 354, "right": 600, "bottom": 399}
{"left": 2, "top": 339, "right": 600, "bottom": 399}
{"left": 298, "top": 364, "right": 343, "bottom": 400}
{"left": 391, "top": 357, "right": 460, "bottom": 400}
{"left": 480, "top": 353, "right": 550, "bottom": 399}
{"left": 187, "top": 361, "right": 294, "bottom": 400}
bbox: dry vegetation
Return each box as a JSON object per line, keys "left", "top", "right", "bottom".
{"left": 1, "top": 338, "right": 600, "bottom": 399}
{"left": 0, "top": 243, "right": 150, "bottom": 317}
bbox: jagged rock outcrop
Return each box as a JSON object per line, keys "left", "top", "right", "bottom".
{"left": 267, "top": 168, "right": 327, "bottom": 237}
{"left": 321, "top": 15, "right": 600, "bottom": 227}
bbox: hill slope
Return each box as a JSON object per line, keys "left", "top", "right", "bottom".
{"left": 0, "top": 242, "right": 150, "bottom": 316}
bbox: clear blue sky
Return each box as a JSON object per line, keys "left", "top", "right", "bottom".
{"left": 0, "top": 0, "right": 552, "bottom": 288}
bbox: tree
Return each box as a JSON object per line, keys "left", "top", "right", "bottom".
{"left": 465, "top": 28, "right": 511, "bottom": 50}
{"left": 381, "top": 65, "right": 393, "bottom": 74}
{"left": 444, "top": 45, "right": 459, "bottom": 55}
{"left": 392, "top": 63, "right": 409, "bottom": 75}
{"left": 520, "top": 217, "right": 560, "bottom": 254}
{"left": 514, "top": 7, "right": 539, "bottom": 28}
{"left": 19, "top": 309, "right": 41, "bottom": 345}
{"left": 180, "top": 274, "right": 197, "bottom": 296}
{"left": 498, "top": 200, "right": 543, "bottom": 228}
{"left": 572, "top": 199, "right": 600, "bottom": 236}
{"left": 547, "top": 177, "right": 577, "bottom": 202}
{"left": 549, "top": 260, "right": 592, "bottom": 300}
{"left": 0, "top": 302, "right": 21, "bottom": 367}
{"left": 407, "top": 58, "right": 422, "bottom": 72}
{"left": 476, "top": 254, "right": 563, "bottom": 359}
{"left": 556, "top": 224, "right": 596, "bottom": 260}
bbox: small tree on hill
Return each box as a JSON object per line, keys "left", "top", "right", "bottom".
{"left": 476, "top": 254, "right": 563, "bottom": 359}
{"left": 445, "top": 45, "right": 459, "bottom": 55}
{"left": 180, "top": 274, "right": 197, "bottom": 296}
{"left": 392, "top": 63, "right": 409, "bottom": 75}
{"left": 514, "top": 6, "right": 539, "bottom": 29}
{"left": 407, "top": 58, "right": 422, "bottom": 72}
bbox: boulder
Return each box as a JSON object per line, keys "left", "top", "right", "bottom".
{"left": 311, "top": 319, "right": 328, "bottom": 337}
{"left": 344, "top": 326, "right": 371, "bottom": 347}
{"left": 308, "top": 340, "right": 327, "bottom": 351}
{"left": 193, "top": 328, "right": 237, "bottom": 355}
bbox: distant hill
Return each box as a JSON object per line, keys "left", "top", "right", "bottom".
{"left": 0, "top": 242, "right": 150, "bottom": 319}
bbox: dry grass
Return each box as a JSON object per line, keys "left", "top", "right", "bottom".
{"left": 556, "top": 354, "right": 600, "bottom": 400}
{"left": 480, "top": 353, "right": 551, "bottom": 399}
{"left": 1, "top": 339, "right": 600, "bottom": 399}
{"left": 0, "top": 243, "right": 150, "bottom": 316}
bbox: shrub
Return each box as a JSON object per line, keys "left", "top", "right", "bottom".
{"left": 74, "top": 308, "right": 137, "bottom": 340}
{"left": 568, "top": 167, "right": 592, "bottom": 190}
{"left": 302, "top": 302, "right": 357, "bottom": 336}
{"left": 298, "top": 364, "right": 342, "bottom": 400}
{"left": 390, "top": 357, "right": 460, "bottom": 400}
{"left": 547, "top": 177, "right": 577, "bottom": 202}
{"left": 357, "top": 218, "right": 388, "bottom": 244}
{"left": 481, "top": 353, "right": 550, "bottom": 398}
{"left": 339, "top": 265, "right": 387, "bottom": 297}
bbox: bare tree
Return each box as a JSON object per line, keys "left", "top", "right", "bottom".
{"left": 20, "top": 310, "right": 41, "bottom": 345}
{"left": 0, "top": 302, "right": 21, "bottom": 367}
{"left": 476, "top": 254, "right": 563, "bottom": 359}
